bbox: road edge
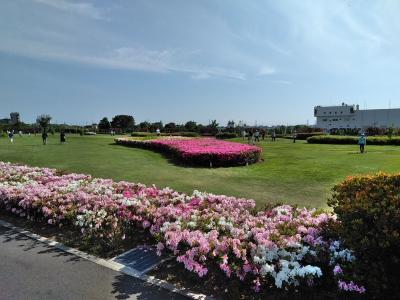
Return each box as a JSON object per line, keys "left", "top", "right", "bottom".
{"left": 0, "top": 218, "right": 214, "bottom": 300}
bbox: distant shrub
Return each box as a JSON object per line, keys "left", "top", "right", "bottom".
{"left": 216, "top": 132, "right": 237, "bottom": 139}
{"left": 131, "top": 131, "right": 199, "bottom": 138}
{"left": 307, "top": 135, "right": 400, "bottom": 145}
{"left": 283, "top": 132, "right": 324, "bottom": 140}
{"left": 168, "top": 132, "right": 199, "bottom": 137}
{"left": 329, "top": 173, "right": 400, "bottom": 298}
{"left": 131, "top": 132, "right": 154, "bottom": 137}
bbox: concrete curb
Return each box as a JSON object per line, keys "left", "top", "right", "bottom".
{"left": 0, "top": 219, "right": 214, "bottom": 300}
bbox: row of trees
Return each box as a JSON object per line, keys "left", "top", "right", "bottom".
{"left": 98, "top": 115, "right": 221, "bottom": 135}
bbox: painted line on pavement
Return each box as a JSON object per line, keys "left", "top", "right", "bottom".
{"left": 0, "top": 219, "right": 214, "bottom": 300}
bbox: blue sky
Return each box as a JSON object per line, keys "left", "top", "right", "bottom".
{"left": 1, "top": 0, "right": 399, "bottom": 126}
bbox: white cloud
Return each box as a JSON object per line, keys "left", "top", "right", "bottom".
{"left": 0, "top": 41, "right": 245, "bottom": 80}
{"left": 33, "top": 0, "right": 104, "bottom": 20}
{"left": 259, "top": 66, "right": 276, "bottom": 76}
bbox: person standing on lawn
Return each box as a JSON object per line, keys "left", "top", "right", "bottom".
{"left": 272, "top": 130, "right": 276, "bottom": 142}
{"left": 293, "top": 131, "right": 297, "bottom": 143}
{"left": 8, "top": 130, "right": 14, "bottom": 143}
{"left": 60, "top": 131, "right": 66, "bottom": 144}
{"left": 247, "top": 130, "right": 253, "bottom": 144}
{"left": 42, "top": 131, "right": 48, "bottom": 145}
{"left": 358, "top": 133, "right": 367, "bottom": 153}
{"left": 254, "top": 129, "right": 260, "bottom": 142}
{"left": 241, "top": 129, "right": 246, "bottom": 140}
{"left": 261, "top": 129, "right": 266, "bottom": 140}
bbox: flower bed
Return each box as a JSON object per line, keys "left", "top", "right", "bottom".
{"left": 0, "top": 162, "right": 364, "bottom": 295}
{"left": 115, "top": 137, "right": 262, "bottom": 167}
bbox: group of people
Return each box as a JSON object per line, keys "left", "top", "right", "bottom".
{"left": 6, "top": 129, "right": 66, "bottom": 145}
{"left": 241, "top": 129, "right": 278, "bottom": 145}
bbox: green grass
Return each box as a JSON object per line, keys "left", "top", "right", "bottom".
{"left": 1, "top": 134, "right": 400, "bottom": 208}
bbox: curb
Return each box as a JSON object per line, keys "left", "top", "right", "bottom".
{"left": 0, "top": 219, "right": 214, "bottom": 300}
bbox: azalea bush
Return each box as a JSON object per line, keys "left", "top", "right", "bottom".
{"left": 116, "top": 137, "right": 262, "bottom": 167}
{"left": 329, "top": 173, "right": 400, "bottom": 298}
{"left": 0, "top": 162, "right": 365, "bottom": 295}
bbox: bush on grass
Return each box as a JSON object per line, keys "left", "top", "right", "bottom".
{"left": 307, "top": 135, "right": 400, "bottom": 145}
{"left": 283, "top": 132, "right": 325, "bottom": 140}
{"left": 329, "top": 173, "right": 400, "bottom": 298}
{"left": 215, "top": 132, "right": 238, "bottom": 139}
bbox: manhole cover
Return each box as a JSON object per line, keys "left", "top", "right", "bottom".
{"left": 111, "top": 246, "right": 164, "bottom": 275}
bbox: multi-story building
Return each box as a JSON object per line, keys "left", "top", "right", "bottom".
{"left": 314, "top": 103, "right": 400, "bottom": 131}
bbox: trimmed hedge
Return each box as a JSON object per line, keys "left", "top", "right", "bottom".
{"left": 131, "top": 132, "right": 155, "bottom": 137}
{"left": 131, "top": 132, "right": 199, "bottom": 138}
{"left": 329, "top": 173, "right": 400, "bottom": 298}
{"left": 283, "top": 132, "right": 325, "bottom": 140}
{"left": 307, "top": 135, "right": 400, "bottom": 145}
{"left": 215, "top": 132, "right": 238, "bottom": 139}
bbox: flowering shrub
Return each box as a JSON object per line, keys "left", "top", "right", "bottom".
{"left": 115, "top": 137, "right": 262, "bottom": 167}
{"left": 329, "top": 173, "right": 400, "bottom": 298}
{"left": 0, "top": 162, "right": 364, "bottom": 295}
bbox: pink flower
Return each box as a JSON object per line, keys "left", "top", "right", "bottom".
{"left": 333, "top": 265, "right": 343, "bottom": 275}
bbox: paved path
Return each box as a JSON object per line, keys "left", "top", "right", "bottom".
{"left": 0, "top": 226, "right": 188, "bottom": 300}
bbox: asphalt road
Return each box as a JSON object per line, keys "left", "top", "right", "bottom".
{"left": 0, "top": 226, "right": 188, "bottom": 300}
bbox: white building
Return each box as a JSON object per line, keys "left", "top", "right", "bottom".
{"left": 314, "top": 103, "right": 400, "bottom": 131}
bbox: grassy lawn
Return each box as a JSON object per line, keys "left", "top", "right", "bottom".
{"left": 1, "top": 134, "right": 399, "bottom": 208}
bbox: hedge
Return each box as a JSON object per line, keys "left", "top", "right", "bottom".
{"left": 215, "top": 132, "right": 238, "bottom": 139}
{"left": 307, "top": 135, "right": 400, "bottom": 145}
{"left": 131, "top": 131, "right": 199, "bottom": 138}
{"left": 329, "top": 173, "right": 400, "bottom": 298}
{"left": 282, "top": 132, "right": 325, "bottom": 140}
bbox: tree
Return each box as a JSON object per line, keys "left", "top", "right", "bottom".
{"left": 111, "top": 115, "right": 135, "bottom": 132}
{"left": 98, "top": 117, "right": 111, "bottom": 131}
{"left": 149, "top": 121, "right": 163, "bottom": 132}
{"left": 185, "top": 121, "right": 198, "bottom": 132}
{"left": 201, "top": 120, "right": 219, "bottom": 135}
{"left": 36, "top": 114, "right": 52, "bottom": 133}
{"left": 164, "top": 122, "right": 177, "bottom": 133}
{"left": 139, "top": 121, "right": 151, "bottom": 132}
{"left": 227, "top": 120, "right": 235, "bottom": 133}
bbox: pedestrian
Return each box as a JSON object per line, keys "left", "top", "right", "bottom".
{"left": 261, "top": 129, "right": 266, "bottom": 140}
{"left": 293, "top": 131, "right": 297, "bottom": 143}
{"left": 247, "top": 130, "right": 253, "bottom": 144}
{"left": 18, "top": 130, "right": 22, "bottom": 137}
{"left": 358, "top": 133, "right": 367, "bottom": 153}
{"left": 254, "top": 129, "right": 260, "bottom": 142}
{"left": 42, "top": 131, "right": 48, "bottom": 145}
{"left": 156, "top": 128, "right": 161, "bottom": 136}
{"left": 60, "top": 131, "right": 66, "bottom": 144}
{"left": 8, "top": 130, "right": 14, "bottom": 143}
{"left": 272, "top": 130, "right": 276, "bottom": 142}
{"left": 241, "top": 129, "right": 246, "bottom": 141}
